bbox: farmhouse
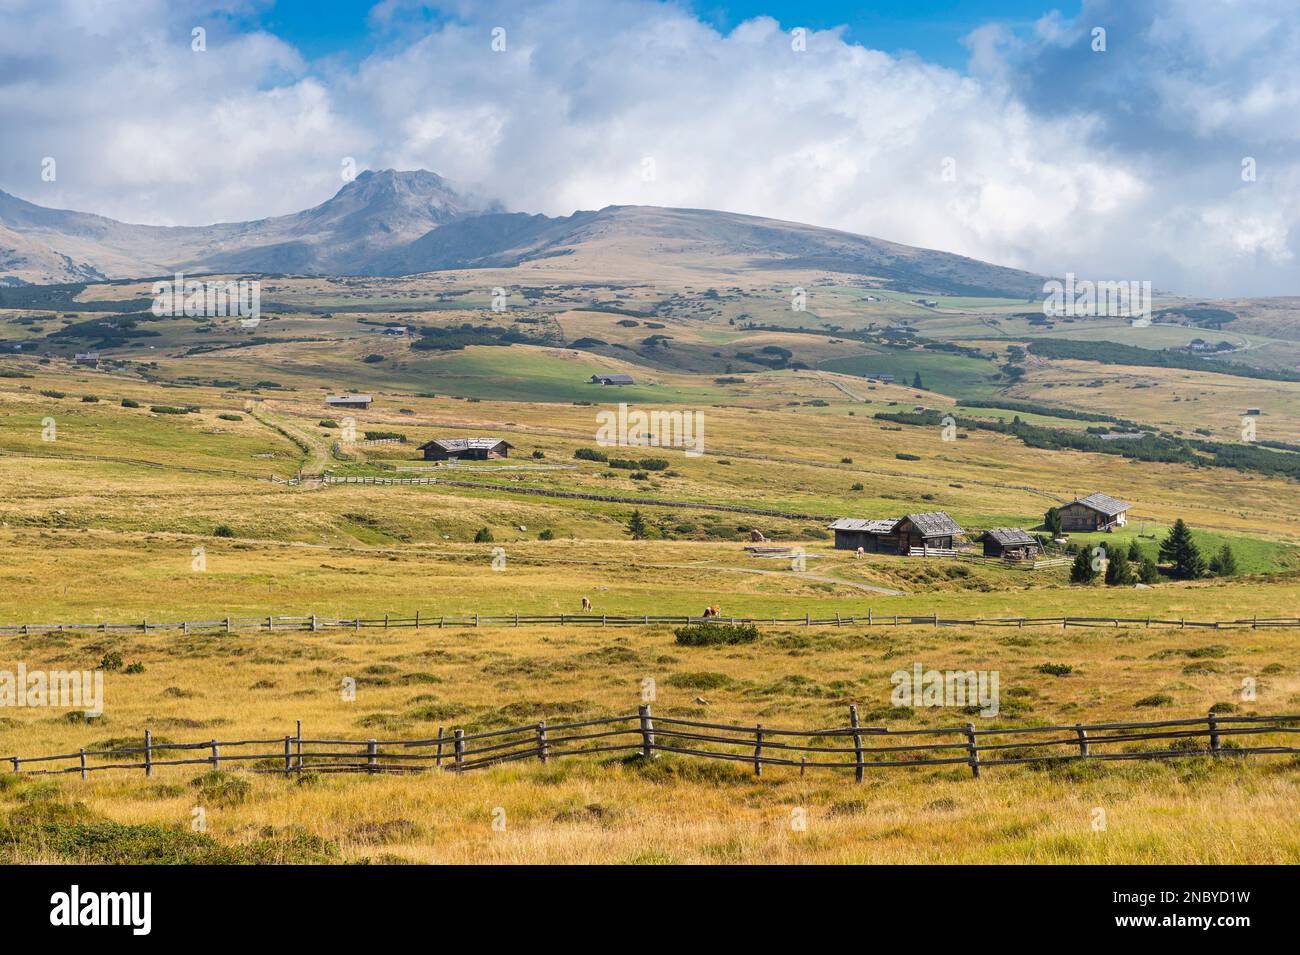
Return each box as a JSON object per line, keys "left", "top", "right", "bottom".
{"left": 326, "top": 394, "right": 372, "bottom": 410}
{"left": 418, "top": 438, "right": 513, "bottom": 461}
{"left": 1058, "top": 493, "right": 1130, "bottom": 531}
{"left": 829, "top": 511, "right": 964, "bottom": 555}
{"left": 590, "top": 374, "right": 635, "bottom": 386}
{"left": 980, "top": 527, "right": 1042, "bottom": 560}
{"left": 74, "top": 352, "right": 100, "bottom": 366}
{"left": 864, "top": 373, "right": 895, "bottom": 384}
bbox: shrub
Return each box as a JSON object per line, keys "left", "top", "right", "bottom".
{"left": 1135, "top": 693, "right": 1173, "bottom": 708}
{"left": 213, "top": 525, "right": 236, "bottom": 538}
{"left": 99, "top": 651, "right": 124, "bottom": 671}
{"left": 474, "top": 527, "right": 494, "bottom": 543}
{"left": 674, "top": 622, "right": 760, "bottom": 646}
{"left": 319, "top": 419, "right": 339, "bottom": 428}
{"left": 40, "top": 389, "right": 66, "bottom": 399}
{"left": 217, "top": 413, "right": 242, "bottom": 421}
{"left": 120, "top": 398, "right": 141, "bottom": 408}
{"left": 895, "top": 452, "right": 921, "bottom": 461}
{"left": 850, "top": 482, "right": 864, "bottom": 491}
{"left": 665, "top": 671, "right": 732, "bottom": 690}
{"left": 124, "top": 662, "right": 145, "bottom": 674}
{"left": 531, "top": 449, "right": 545, "bottom": 459}
{"left": 80, "top": 394, "right": 98, "bottom": 403}
{"left": 574, "top": 448, "right": 608, "bottom": 462}
{"left": 1036, "top": 663, "right": 1072, "bottom": 676}
{"left": 362, "top": 354, "right": 385, "bottom": 363}
{"left": 537, "top": 529, "right": 554, "bottom": 540}
{"left": 150, "top": 405, "right": 192, "bottom": 415}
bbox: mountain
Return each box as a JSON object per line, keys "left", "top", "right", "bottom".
{"left": 0, "top": 170, "right": 1046, "bottom": 297}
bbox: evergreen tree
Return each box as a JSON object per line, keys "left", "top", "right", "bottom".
{"left": 1044, "top": 507, "right": 1063, "bottom": 536}
{"left": 474, "top": 526, "right": 494, "bottom": 543}
{"left": 1070, "top": 547, "right": 1098, "bottom": 584}
{"left": 1159, "top": 519, "right": 1206, "bottom": 579}
{"left": 627, "top": 510, "right": 647, "bottom": 540}
{"left": 1104, "top": 545, "right": 1134, "bottom": 586}
{"left": 1138, "top": 557, "right": 1160, "bottom": 584}
{"left": 1208, "top": 543, "right": 1239, "bottom": 577}
{"left": 912, "top": 371, "right": 923, "bottom": 389}
{"left": 1127, "top": 539, "right": 1142, "bottom": 561}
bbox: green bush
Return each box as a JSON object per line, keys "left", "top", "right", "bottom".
{"left": 213, "top": 525, "right": 236, "bottom": 538}
{"left": 674, "top": 622, "right": 760, "bottom": 646}
{"left": 1036, "top": 663, "right": 1072, "bottom": 676}
{"left": 574, "top": 448, "right": 608, "bottom": 462}
{"left": 474, "top": 527, "right": 494, "bottom": 543}
{"left": 217, "top": 413, "right": 242, "bottom": 421}
{"left": 1135, "top": 693, "right": 1173, "bottom": 708}
{"left": 120, "top": 398, "right": 141, "bottom": 408}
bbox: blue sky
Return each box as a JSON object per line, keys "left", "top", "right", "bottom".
{"left": 247, "top": 0, "right": 1083, "bottom": 70}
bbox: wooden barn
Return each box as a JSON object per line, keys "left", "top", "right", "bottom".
{"left": 326, "top": 394, "right": 372, "bottom": 410}
{"left": 981, "top": 527, "right": 1042, "bottom": 560}
{"left": 590, "top": 374, "right": 635, "bottom": 386}
{"left": 418, "top": 437, "right": 513, "bottom": 461}
{"left": 74, "top": 352, "right": 101, "bottom": 367}
{"left": 829, "top": 518, "right": 900, "bottom": 553}
{"left": 1059, "top": 493, "right": 1130, "bottom": 532}
{"left": 829, "top": 512, "right": 964, "bottom": 555}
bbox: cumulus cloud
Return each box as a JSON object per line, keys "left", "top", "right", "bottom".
{"left": 0, "top": 0, "right": 1295, "bottom": 295}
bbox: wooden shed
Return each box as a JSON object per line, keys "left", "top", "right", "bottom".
{"left": 590, "top": 374, "right": 635, "bottom": 386}
{"left": 981, "top": 527, "right": 1041, "bottom": 560}
{"left": 418, "top": 438, "right": 513, "bottom": 461}
{"left": 894, "top": 512, "right": 964, "bottom": 554}
{"left": 829, "top": 518, "right": 900, "bottom": 552}
{"left": 1058, "top": 493, "right": 1130, "bottom": 532}
{"left": 326, "top": 394, "right": 372, "bottom": 410}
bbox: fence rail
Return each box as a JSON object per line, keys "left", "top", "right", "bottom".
{"left": 1, "top": 610, "right": 1298, "bottom": 636}
{"left": 7, "top": 709, "right": 1298, "bottom": 781}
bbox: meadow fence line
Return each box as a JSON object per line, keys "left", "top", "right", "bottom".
{"left": 7, "top": 708, "right": 1298, "bottom": 781}
{"left": 1, "top": 610, "right": 1298, "bottom": 637}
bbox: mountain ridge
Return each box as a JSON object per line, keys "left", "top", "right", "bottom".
{"left": 0, "top": 170, "right": 1047, "bottom": 297}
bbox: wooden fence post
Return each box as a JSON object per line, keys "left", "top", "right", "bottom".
{"left": 964, "top": 723, "right": 980, "bottom": 778}
{"left": 310, "top": 615, "right": 318, "bottom": 632}
{"left": 144, "top": 729, "right": 153, "bottom": 777}
{"left": 367, "top": 739, "right": 378, "bottom": 772}
{"left": 224, "top": 617, "right": 231, "bottom": 634}
{"left": 9, "top": 757, "right": 17, "bottom": 774}
{"left": 435, "top": 728, "right": 444, "bottom": 767}
{"left": 638, "top": 704, "right": 655, "bottom": 758}
{"left": 1075, "top": 724, "right": 1089, "bottom": 758}
{"left": 537, "top": 721, "right": 549, "bottom": 764}
{"left": 454, "top": 729, "right": 465, "bottom": 768}
{"left": 1208, "top": 712, "right": 1221, "bottom": 754}
{"left": 296, "top": 720, "right": 303, "bottom": 771}
{"left": 850, "top": 704, "right": 864, "bottom": 783}
{"left": 210, "top": 740, "right": 220, "bottom": 769}
{"left": 754, "top": 724, "right": 764, "bottom": 777}
{"left": 79, "top": 748, "right": 87, "bottom": 781}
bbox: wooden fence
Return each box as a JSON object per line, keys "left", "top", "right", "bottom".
{"left": 7, "top": 709, "right": 1297, "bottom": 781}
{"left": 2, "top": 610, "right": 1298, "bottom": 637}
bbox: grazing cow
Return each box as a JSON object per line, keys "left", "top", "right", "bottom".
{"left": 703, "top": 605, "right": 721, "bottom": 618}
{"left": 581, "top": 596, "right": 591, "bottom": 611}
{"left": 856, "top": 546, "right": 865, "bottom": 559}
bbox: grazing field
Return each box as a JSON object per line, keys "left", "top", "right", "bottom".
{"left": 2, "top": 271, "right": 1299, "bottom": 865}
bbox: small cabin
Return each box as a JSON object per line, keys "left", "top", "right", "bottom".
{"left": 981, "top": 527, "right": 1041, "bottom": 560}
{"left": 1058, "top": 493, "right": 1130, "bottom": 532}
{"left": 419, "top": 438, "right": 513, "bottom": 461}
{"left": 326, "top": 394, "right": 372, "bottom": 410}
{"left": 74, "top": 352, "right": 100, "bottom": 367}
{"left": 1245, "top": 407, "right": 1261, "bottom": 416}
{"left": 590, "top": 374, "right": 634, "bottom": 386}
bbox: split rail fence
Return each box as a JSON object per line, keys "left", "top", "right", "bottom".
{"left": 7, "top": 709, "right": 1298, "bottom": 781}
{"left": 2, "top": 611, "right": 1298, "bottom": 637}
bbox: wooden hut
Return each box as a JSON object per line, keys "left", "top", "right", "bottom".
{"left": 1058, "top": 493, "right": 1130, "bottom": 532}
{"left": 418, "top": 438, "right": 513, "bottom": 461}
{"left": 980, "top": 527, "right": 1041, "bottom": 560}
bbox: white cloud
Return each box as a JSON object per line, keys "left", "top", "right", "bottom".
{"left": 0, "top": 0, "right": 1296, "bottom": 295}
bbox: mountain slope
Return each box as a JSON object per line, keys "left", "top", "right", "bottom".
{"left": 0, "top": 170, "right": 1046, "bottom": 296}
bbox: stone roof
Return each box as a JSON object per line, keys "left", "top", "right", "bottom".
{"left": 1071, "top": 492, "right": 1131, "bottom": 516}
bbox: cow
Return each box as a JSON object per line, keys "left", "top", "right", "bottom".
{"left": 702, "top": 605, "right": 721, "bottom": 618}
{"left": 581, "top": 596, "right": 592, "bottom": 611}
{"left": 856, "top": 546, "right": 865, "bottom": 559}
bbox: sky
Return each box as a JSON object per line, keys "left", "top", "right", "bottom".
{"left": 0, "top": 0, "right": 1296, "bottom": 297}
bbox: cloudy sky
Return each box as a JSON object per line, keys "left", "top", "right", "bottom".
{"left": 1, "top": 0, "right": 1296, "bottom": 296}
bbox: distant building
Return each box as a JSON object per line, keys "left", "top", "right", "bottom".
{"left": 326, "top": 395, "right": 372, "bottom": 409}
{"left": 1098, "top": 432, "right": 1148, "bottom": 441}
{"left": 1245, "top": 407, "right": 1261, "bottom": 416}
{"left": 590, "top": 374, "right": 635, "bottom": 386}
{"left": 981, "top": 527, "right": 1042, "bottom": 560}
{"left": 864, "top": 373, "right": 895, "bottom": 384}
{"left": 74, "top": 352, "right": 100, "bottom": 366}
{"left": 829, "top": 518, "right": 900, "bottom": 553}
{"left": 418, "top": 438, "right": 513, "bottom": 461}
{"left": 1058, "top": 493, "right": 1130, "bottom": 532}
{"left": 382, "top": 326, "right": 408, "bottom": 336}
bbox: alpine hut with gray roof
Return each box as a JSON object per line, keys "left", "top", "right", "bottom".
{"left": 418, "top": 437, "right": 514, "bottom": 461}
{"left": 829, "top": 511, "right": 964, "bottom": 555}
{"left": 1058, "top": 493, "right": 1130, "bottom": 532}
{"left": 980, "top": 527, "right": 1042, "bottom": 560}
